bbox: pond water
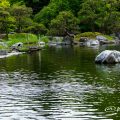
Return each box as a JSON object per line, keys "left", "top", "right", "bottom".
{"left": 0, "top": 45, "right": 120, "bottom": 120}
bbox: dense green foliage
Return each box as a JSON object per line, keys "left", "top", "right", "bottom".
{"left": 9, "top": 0, "right": 50, "bottom": 14}
{"left": 49, "top": 11, "right": 78, "bottom": 36}
{"left": 78, "top": 0, "right": 120, "bottom": 33}
{"left": 10, "top": 3, "right": 33, "bottom": 33}
{"left": 34, "top": 0, "right": 81, "bottom": 26}
{"left": 24, "top": 23, "right": 48, "bottom": 35}
{"left": 0, "top": 0, "right": 119, "bottom": 39}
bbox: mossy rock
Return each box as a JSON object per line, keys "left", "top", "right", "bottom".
{"left": 75, "top": 32, "right": 114, "bottom": 41}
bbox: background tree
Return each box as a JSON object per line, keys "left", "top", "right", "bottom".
{"left": 24, "top": 23, "right": 48, "bottom": 35}
{"left": 25, "top": 0, "right": 50, "bottom": 14}
{"left": 78, "top": 0, "right": 120, "bottom": 34}
{"left": 34, "top": 0, "right": 70, "bottom": 27}
{"left": 9, "top": 0, "right": 50, "bottom": 14}
{"left": 78, "top": 0, "right": 103, "bottom": 32}
{"left": 67, "top": 0, "right": 83, "bottom": 16}
{"left": 0, "top": 0, "right": 10, "bottom": 8}
{"left": 4, "top": 0, "right": 120, "bottom": 36}
{"left": 0, "top": 1, "right": 15, "bottom": 39}
{"left": 49, "top": 11, "right": 79, "bottom": 36}
{"left": 10, "top": 3, "right": 33, "bottom": 33}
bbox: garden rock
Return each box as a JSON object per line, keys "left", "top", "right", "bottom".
{"left": 96, "top": 35, "right": 107, "bottom": 41}
{"left": 95, "top": 50, "right": 120, "bottom": 64}
{"left": 11, "top": 42, "right": 23, "bottom": 50}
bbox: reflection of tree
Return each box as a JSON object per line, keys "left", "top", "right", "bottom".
{"left": 96, "top": 64, "right": 120, "bottom": 73}
{"left": 41, "top": 46, "right": 98, "bottom": 73}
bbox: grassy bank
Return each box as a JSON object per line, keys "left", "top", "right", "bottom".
{"left": 0, "top": 33, "right": 50, "bottom": 52}
{"left": 6, "top": 33, "right": 38, "bottom": 46}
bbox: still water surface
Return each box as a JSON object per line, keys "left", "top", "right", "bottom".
{"left": 0, "top": 45, "right": 120, "bottom": 120}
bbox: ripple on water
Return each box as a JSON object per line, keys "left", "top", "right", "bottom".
{"left": 0, "top": 68, "right": 118, "bottom": 120}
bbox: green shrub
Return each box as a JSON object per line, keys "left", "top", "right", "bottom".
{"left": 6, "top": 33, "right": 38, "bottom": 46}
{"left": 39, "top": 36, "right": 49, "bottom": 43}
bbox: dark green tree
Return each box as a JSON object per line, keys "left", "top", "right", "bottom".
{"left": 9, "top": 0, "right": 50, "bottom": 14}
{"left": 34, "top": 0, "right": 70, "bottom": 26}
{"left": 49, "top": 11, "right": 79, "bottom": 36}
{"left": 78, "top": 0, "right": 120, "bottom": 33}
{"left": 24, "top": 23, "right": 48, "bottom": 35}
{"left": 0, "top": 1, "right": 15, "bottom": 39}
{"left": 10, "top": 3, "right": 33, "bottom": 33}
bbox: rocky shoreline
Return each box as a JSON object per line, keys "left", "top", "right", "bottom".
{"left": 0, "top": 33, "right": 119, "bottom": 59}
{"left": 48, "top": 35, "right": 118, "bottom": 47}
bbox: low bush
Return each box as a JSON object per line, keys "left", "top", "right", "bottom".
{"left": 39, "top": 36, "right": 49, "bottom": 43}
{"left": 6, "top": 33, "right": 38, "bottom": 46}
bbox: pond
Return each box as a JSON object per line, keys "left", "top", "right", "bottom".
{"left": 0, "top": 45, "right": 120, "bottom": 120}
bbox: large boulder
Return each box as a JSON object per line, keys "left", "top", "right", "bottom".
{"left": 95, "top": 50, "right": 120, "bottom": 64}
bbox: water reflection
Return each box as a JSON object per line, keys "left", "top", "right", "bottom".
{"left": 0, "top": 45, "right": 119, "bottom": 120}
{"left": 96, "top": 64, "right": 120, "bottom": 73}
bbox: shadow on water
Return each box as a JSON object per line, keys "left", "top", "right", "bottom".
{"left": 0, "top": 45, "right": 119, "bottom": 120}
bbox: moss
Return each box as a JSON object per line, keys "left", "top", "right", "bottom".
{"left": 75, "top": 32, "right": 114, "bottom": 41}
{"left": 102, "top": 35, "right": 114, "bottom": 41}
{"left": 75, "top": 32, "right": 101, "bottom": 41}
